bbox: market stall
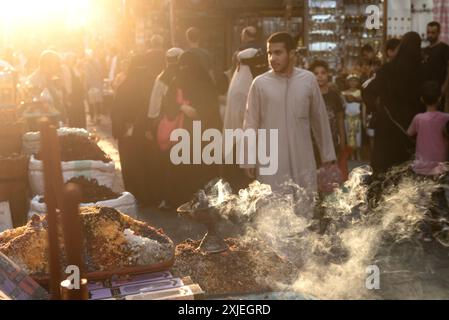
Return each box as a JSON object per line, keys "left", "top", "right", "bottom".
{"left": 0, "top": 125, "right": 302, "bottom": 299}
{"left": 306, "top": 0, "right": 387, "bottom": 73}
{"left": 0, "top": 122, "right": 186, "bottom": 300}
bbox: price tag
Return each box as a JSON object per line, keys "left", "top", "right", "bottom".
{"left": 0, "top": 201, "right": 13, "bottom": 232}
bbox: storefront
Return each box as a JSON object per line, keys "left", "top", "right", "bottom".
{"left": 387, "top": 0, "right": 448, "bottom": 44}
{"left": 306, "top": 0, "right": 387, "bottom": 73}
{"left": 128, "top": 0, "right": 305, "bottom": 70}
{"left": 222, "top": 0, "right": 305, "bottom": 69}
{"left": 168, "top": 0, "right": 305, "bottom": 70}
{"left": 128, "top": 0, "right": 448, "bottom": 72}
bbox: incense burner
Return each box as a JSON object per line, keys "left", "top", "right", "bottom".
{"left": 177, "top": 189, "right": 229, "bottom": 254}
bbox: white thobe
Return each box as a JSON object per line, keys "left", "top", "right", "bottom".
{"left": 243, "top": 68, "right": 336, "bottom": 195}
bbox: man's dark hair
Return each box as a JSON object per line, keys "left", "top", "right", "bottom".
{"left": 421, "top": 81, "right": 441, "bottom": 105}
{"left": 267, "top": 32, "right": 296, "bottom": 52}
{"left": 428, "top": 21, "right": 441, "bottom": 33}
{"left": 309, "top": 60, "right": 329, "bottom": 73}
{"left": 186, "top": 27, "right": 201, "bottom": 44}
{"left": 386, "top": 38, "right": 400, "bottom": 52}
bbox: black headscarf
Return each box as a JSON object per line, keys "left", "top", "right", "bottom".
{"left": 382, "top": 32, "right": 424, "bottom": 126}
{"left": 159, "top": 63, "right": 179, "bottom": 86}
{"left": 175, "top": 51, "right": 222, "bottom": 130}
{"left": 112, "top": 52, "right": 165, "bottom": 138}
{"left": 177, "top": 51, "right": 216, "bottom": 96}
{"left": 392, "top": 32, "right": 422, "bottom": 72}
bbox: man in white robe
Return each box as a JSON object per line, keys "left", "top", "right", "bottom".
{"left": 242, "top": 32, "right": 336, "bottom": 210}
{"left": 224, "top": 48, "right": 260, "bottom": 131}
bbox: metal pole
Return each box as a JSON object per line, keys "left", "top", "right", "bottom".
{"left": 60, "top": 183, "right": 88, "bottom": 300}
{"left": 383, "top": 0, "right": 388, "bottom": 41}
{"left": 285, "top": 0, "right": 293, "bottom": 32}
{"left": 40, "top": 120, "right": 61, "bottom": 300}
{"left": 169, "top": 0, "right": 176, "bottom": 47}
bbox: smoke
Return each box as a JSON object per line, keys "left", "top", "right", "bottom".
{"left": 200, "top": 165, "right": 449, "bottom": 299}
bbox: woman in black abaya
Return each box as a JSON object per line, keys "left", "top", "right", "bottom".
{"left": 363, "top": 32, "right": 425, "bottom": 175}
{"left": 111, "top": 53, "right": 164, "bottom": 206}
{"left": 161, "top": 51, "right": 223, "bottom": 205}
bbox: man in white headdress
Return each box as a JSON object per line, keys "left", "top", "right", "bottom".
{"left": 223, "top": 48, "right": 268, "bottom": 191}
{"left": 147, "top": 47, "right": 184, "bottom": 121}
{"left": 224, "top": 48, "right": 266, "bottom": 131}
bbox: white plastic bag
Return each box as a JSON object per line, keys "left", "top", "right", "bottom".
{"left": 28, "top": 155, "right": 115, "bottom": 195}
{"left": 0, "top": 201, "right": 13, "bottom": 232}
{"left": 28, "top": 192, "right": 137, "bottom": 219}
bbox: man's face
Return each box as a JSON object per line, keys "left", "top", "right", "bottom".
{"left": 313, "top": 66, "right": 328, "bottom": 87}
{"left": 268, "top": 42, "right": 293, "bottom": 73}
{"left": 427, "top": 26, "right": 440, "bottom": 44}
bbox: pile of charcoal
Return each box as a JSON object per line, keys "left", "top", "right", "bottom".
{"left": 39, "top": 176, "right": 120, "bottom": 204}
{"left": 36, "top": 134, "right": 111, "bottom": 163}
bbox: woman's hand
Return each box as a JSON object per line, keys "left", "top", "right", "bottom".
{"left": 124, "top": 124, "right": 133, "bottom": 137}
{"left": 180, "top": 104, "right": 199, "bottom": 119}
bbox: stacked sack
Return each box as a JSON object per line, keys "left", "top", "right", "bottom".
{"left": 25, "top": 128, "right": 137, "bottom": 219}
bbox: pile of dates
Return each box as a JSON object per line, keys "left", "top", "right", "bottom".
{"left": 39, "top": 176, "right": 120, "bottom": 204}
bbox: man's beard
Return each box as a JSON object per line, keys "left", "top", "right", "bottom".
{"left": 273, "top": 59, "right": 291, "bottom": 74}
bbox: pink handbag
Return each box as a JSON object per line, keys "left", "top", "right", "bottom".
{"left": 317, "top": 164, "right": 344, "bottom": 194}
{"left": 157, "top": 113, "right": 185, "bottom": 151}
{"left": 157, "top": 89, "right": 188, "bottom": 151}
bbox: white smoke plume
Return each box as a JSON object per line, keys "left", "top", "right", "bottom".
{"left": 199, "top": 164, "right": 449, "bottom": 299}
